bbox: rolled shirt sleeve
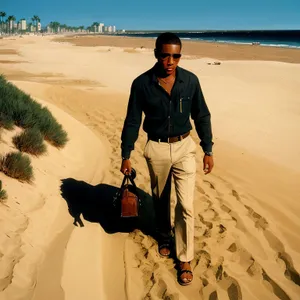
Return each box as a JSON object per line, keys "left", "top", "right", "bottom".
{"left": 191, "top": 76, "right": 214, "bottom": 152}
{"left": 121, "top": 80, "right": 143, "bottom": 159}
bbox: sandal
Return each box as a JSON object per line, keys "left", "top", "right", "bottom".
{"left": 177, "top": 261, "right": 193, "bottom": 286}
{"left": 158, "top": 243, "right": 171, "bottom": 257}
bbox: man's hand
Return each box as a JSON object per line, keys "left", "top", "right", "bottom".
{"left": 203, "top": 155, "right": 214, "bottom": 174}
{"left": 120, "top": 159, "right": 132, "bottom": 175}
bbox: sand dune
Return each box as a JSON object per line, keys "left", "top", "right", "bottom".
{"left": 0, "top": 83, "right": 109, "bottom": 300}
{"left": 0, "top": 35, "right": 300, "bottom": 300}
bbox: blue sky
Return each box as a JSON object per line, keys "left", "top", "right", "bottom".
{"left": 1, "top": 0, "right": 300, "bottom": 30}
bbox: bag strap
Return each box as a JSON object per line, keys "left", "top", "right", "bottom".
{"left": 120, "top": 173, "right": 138, "bottom": 193}
{"left": 113, "top": 172, "right": 140, "bottom": 207}
{"left": 120, "top": 174, "right": 129, "bottom": 189}
{"left": 127, "top": 174, "right": 137, "bottom": 189}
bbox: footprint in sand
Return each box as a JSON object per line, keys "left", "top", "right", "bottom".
{"left": 80, "top": 100, "right": 300, "bottom": 300}
{"left": 192, "top": 173, "right": 300, "bottom": 299}
{"left": 262, "top": 269, "right": 291, "bottom": 300}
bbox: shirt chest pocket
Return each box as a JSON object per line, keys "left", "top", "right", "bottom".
{"left": 178, "top": 96, "right": 191, "bottom": 113}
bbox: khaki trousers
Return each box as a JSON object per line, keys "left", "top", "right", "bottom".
{"left": 143, "top": 135, "right": 197, "bottom": 262}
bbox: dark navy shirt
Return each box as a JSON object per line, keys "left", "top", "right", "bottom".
{"left": 121, "top": 64, "right": 213, "bottom": 159}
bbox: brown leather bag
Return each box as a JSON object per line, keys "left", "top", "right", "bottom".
{"left": 121, "top": 182, "right": 139, "bottom": 217}
{"left": 117, "top": 169, "right": 140, "bottom": 218}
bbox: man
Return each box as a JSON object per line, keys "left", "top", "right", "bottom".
{"left": 120, "top": 32, "right": 214, "bottom": 286}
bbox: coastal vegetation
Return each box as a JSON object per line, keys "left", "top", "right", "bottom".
{"left": 0, "top": 75, "right": 68, "bottom": 193}
{"left": 0, "top": 152, "right": 33, "bottom": 182}
{"left": 0, "top": 112, "right": 14, "bottom": 129}
{"left": 0, "top": 75, "right": 68, "bottom": 147}
{"left": 0, "top": 180, "right": 7, "bottom": 201}
{"left": 13, "top": 128, "right": 47, "bottom": 155}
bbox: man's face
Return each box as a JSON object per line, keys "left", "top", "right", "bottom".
{"left": 156, "top": 44, "right": 181, "bottom": 76}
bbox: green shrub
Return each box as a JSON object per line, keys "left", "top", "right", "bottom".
{"left": 37, "top": 107, "right": 68, "bottom": 147}
{"left": 0, "top": 180, "right": 7, "bottom": 201}
{"left": 13, "top": 128, "right": 47, "bottom": 155}
{"left": 0, "top": 113, "right": 14, "bottom": 130}
{"left": 0, "top": 75, "right": 68, "bottom": 147}
{"left": 0, "top": 189, "right": 7, "bottom": 201}
{"left": 0, "top": 152, "right": 33, "bottom": 182}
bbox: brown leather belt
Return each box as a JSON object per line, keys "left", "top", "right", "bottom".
{"left": 149, "top": 131, "right": 190, "bottom": 143}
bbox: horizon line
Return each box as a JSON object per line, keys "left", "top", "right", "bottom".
{"left": 122, "top": 28, "right": 300, "bottom": 32}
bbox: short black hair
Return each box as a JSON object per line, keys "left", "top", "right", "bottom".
{"left": 155, "top": 32, "right": 182, "bottom": 51}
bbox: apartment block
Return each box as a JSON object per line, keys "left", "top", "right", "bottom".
{"left": 19, "top": 19, "right": 27, "bottom": 30}
{"left": 98, "top": 23, "right": 104, "bottom": 33}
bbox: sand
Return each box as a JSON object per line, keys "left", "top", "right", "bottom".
{"left": 54, "top": 35, "right": 300, "bottom": 64}
{"left": 0, "top": 34, "right": 299, "bottom": 300}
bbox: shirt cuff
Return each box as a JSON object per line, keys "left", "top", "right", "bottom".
{"left": 200, "top": 142, "right": 214, "bottom": 153}
{"left": 121, "top": 150, "right": 131, "bottom": 160}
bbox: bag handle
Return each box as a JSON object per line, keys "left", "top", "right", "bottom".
{"left": 113, "top": 168, "right": 139, "bottom": 207}
{"left": 118, "top": 168, "right": 138, "bottom": 195}
{"left": 120, "top": 172, "right": 137, "bottom": 190}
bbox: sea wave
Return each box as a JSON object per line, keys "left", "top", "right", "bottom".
{"left": 118, "top": 31, "right": 300, "bottom": 49}
{"left": 260, "top": 43, "right": 300, "bottom": 49}
{"left": 208, "top": 40, "right": 254, "bottom": 45}
{"left": 197, "top": 38, "right": 300, "bottom": 49}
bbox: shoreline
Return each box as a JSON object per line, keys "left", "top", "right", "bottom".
{"left": 79, "top": 32, "right": 300, "bottom": 49}
{"left": 54, "top": 34, "right": 300, "bottom": 63}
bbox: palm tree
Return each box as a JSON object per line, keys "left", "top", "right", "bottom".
{"left": 60, "top": 23, "right": 67, "bottom": 32}
{"left": 49, "top": 21, "right": 60, "bottom": 33}
{"left": 12, "top": 16, "right": 16, "bottom": 33}
{"left": 35, "top": 16, "right": 41, "bottom": 32}
{"left": 31, "top": 17, "right": 35, "bottom": 31}
{"left": 92, "top": 22, "right": 99, "bottom": 33}
{"left": 0, "top": 11, "right": 6, "bottom": 33}
{"left": 0, "top": 11, "right": 5, "bottom": 23}
{"left": 32, "top": 15, "right": 40, "bottom": 32}
{"left": 27, "top": 22, "right": 33, "bottom": 32}
{"left": 7, "top": 15, "right": 16, "bottom": 34}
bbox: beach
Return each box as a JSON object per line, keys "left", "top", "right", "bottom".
{"left": 0, "top": 34, "right": 300, "bottom": 300}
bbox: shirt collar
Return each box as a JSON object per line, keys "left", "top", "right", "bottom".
{"left": 150, "top": 63, "right": 185, "bottom": 84}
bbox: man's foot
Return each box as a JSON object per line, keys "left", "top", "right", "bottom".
{"left": 177, "top": 261, "right": 193, "bottom": 286}
{"left": 158, "top": 242, "right": 171, "bottom": 257}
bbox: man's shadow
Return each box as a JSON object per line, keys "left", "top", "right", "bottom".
{"left": 60, "top": 178, "right": 156, "bottom": 237}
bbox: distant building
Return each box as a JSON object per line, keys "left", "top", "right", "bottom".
{"left": 37, "top": 22, "right": 41, "bottom": 31}
{"left": 104, "top": 26, "right": 108, "bottom": 32}
{"left": 112, "top": 25, "right": 116, "bottom": 33}
{"left": 19, "top": 19, "right": 27, "bottom": 31}
{"left": 98, "top": 23, "right": 104, "bottom": 33}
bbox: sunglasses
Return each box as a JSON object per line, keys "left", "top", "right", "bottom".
{"left": 158, "top": 53, "right": 182, "bottom": 60}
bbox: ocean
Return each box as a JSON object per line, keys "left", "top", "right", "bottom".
{"left": 116, "top": 30, "right": 300, "bottom": 49}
